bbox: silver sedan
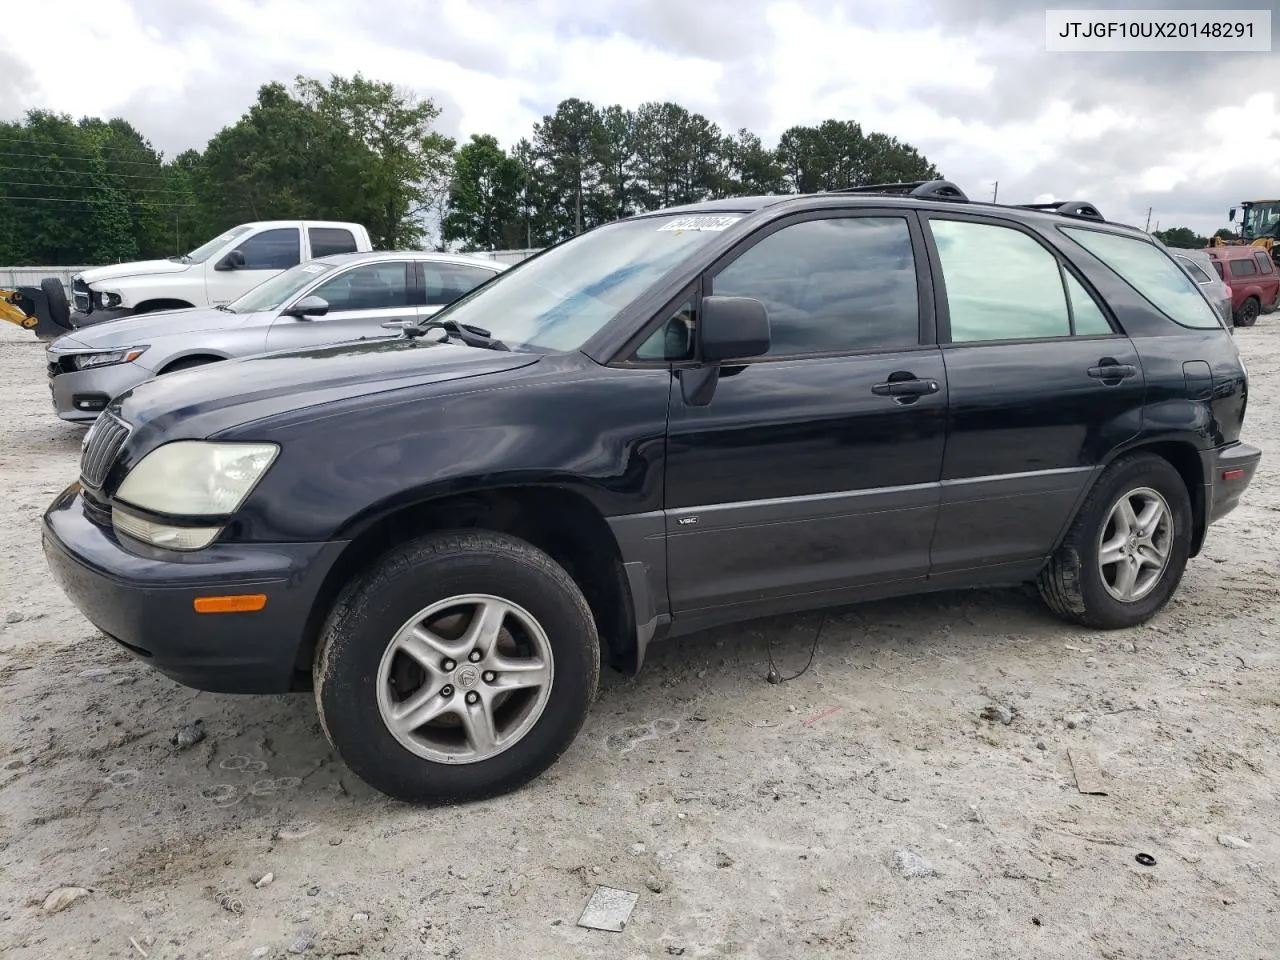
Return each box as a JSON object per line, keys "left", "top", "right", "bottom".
{"left": 45, "top": 250, "right": 508, "bottom": 422}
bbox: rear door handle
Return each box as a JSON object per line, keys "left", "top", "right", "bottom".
{"left": 1087, "top": 362, "right": 1138, "bottom": 381}
{"left": 872, "top": 378, "right": 940, "bottom": 397}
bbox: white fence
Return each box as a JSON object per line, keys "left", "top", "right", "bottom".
{"left": 0, "top": 266, "right": 87, "bottom": 291}
{"left": 1, "top": 249, "right": 541, "bottom": 292}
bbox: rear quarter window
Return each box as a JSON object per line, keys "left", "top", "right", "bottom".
{"left": 1229, "top": 257, "right": 1259, "bottom": 278}
{"left": 1061, "top": 227, "right": 1222, "bottom": 330}
{"left": 1254, "top": 251, "right": 1274, "bottom": 274}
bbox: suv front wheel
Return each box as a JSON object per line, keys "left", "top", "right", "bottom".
{"left": 1038, "top": 453, "right": 1192, "bottom": 629}
{"left": 313, "top": 530, "right": 600, "bottom": 803}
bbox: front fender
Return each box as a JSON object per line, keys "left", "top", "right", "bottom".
{"left": 97, "top": 272, "right": 203, "bottom": 310}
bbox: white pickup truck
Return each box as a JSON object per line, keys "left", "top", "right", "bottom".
{"left": 66, "top": 220, "right": 375, "bottom": 326}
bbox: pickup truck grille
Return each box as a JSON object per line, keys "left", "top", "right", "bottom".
{"left": 80, "top": 411, "right": 130, "bottom": 489}
{"left": 72, "top": 277, "right": 91, "bottom": 314}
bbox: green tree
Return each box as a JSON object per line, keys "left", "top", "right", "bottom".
{"left": 442, "top": 134, "right": 522, "bottom": 251}
{"left": 776, "top": 120, "right": 939, "bottom": 193}
{"left": 720, "top": 128, "right": 785, "bottom": 196}
{"left": 294, "top": 73, "right": 454, "bottom": 248}
{"left": 1153, "top": 226, "right": 1209, "bottom": 248}
{"left": 530, "top": 98, "right": 603, "bottom": 239}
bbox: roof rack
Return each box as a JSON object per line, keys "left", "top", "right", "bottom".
{"left": 831, "top": 179, "right": 970, "bottom": 203}
{"left": 1016, "top": 200, "right": 1106, "bottom": 222}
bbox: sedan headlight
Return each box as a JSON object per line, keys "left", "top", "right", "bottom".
{"left": 115, "top": 441, "right": 280, "bottom": 517}
{"left": 73, "top": 347, "right": 147, "bottom": 371}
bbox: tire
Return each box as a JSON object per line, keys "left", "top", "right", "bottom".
{"left": 1234, "top": 296, "right": 1260, "bottom": 327}
{"left": 313, "top": 530, "right": 600, "bottom": 804}
{"left": 1038, "top": 453, "right": 1192, "bottom": 630}
{"left": 40, "top": 278, "right": 72, "bottom": 330}
{"left": 160, "top": 356, "right": 219, "bottom": 374}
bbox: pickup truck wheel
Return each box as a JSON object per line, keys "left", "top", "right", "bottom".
{"left": 313, "top": 530, "right": 600, "bottom": 804}
{"left": 1234, "top": 296, "right": 1260, "bottom": 327}
{"left": 1038, "top": 453, "right": 1192, "bottom": 630}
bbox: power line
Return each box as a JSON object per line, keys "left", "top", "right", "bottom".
{"left": 0, "top": 194, "right": 195, "bottom": 208}
{"left": 0, "top": 135, "right": 176, "bottom": 160}
{"left": 0, "top": 179, "right": 191, "bottom": 196}
{"left": 0, "top": 164, "right": 180, "bottom": 182}
{"left": 0, "top": 149, "right": 172, "bottom": 168}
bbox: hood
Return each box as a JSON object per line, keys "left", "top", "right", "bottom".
{"left": 114, "top": 336, "right": 542, "bottom": 439}
{"left": 50, "top": 306, "right": 260, "bottom": 352}
{"left": 76, "top": 259, "right": 193, "bottom": 285}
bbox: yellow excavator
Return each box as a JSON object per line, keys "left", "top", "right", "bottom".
{"left": 1, "top": 288, "right": 39, "bottom": 330}
{"left": 1216, "top": 199, "right": 1280, "bottom": 263}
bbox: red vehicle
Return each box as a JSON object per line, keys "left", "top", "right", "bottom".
{"left": 1205, "top": 245, "right": 1279, "bottom": 327}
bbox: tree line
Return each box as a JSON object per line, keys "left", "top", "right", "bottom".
{"left": 0, "top": 72, "right": 944, "bottom": 265}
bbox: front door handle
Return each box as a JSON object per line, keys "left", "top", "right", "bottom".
{"left": 872, "top": 377, "right": 940, "bottom": 398}
{"left": 1087, "top": 359, "right": 1138, "bottom": 383}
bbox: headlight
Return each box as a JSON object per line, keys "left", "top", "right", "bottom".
{"left": 112, "top": 506, "right": 222, "bottom": 551}
{"left": 115, "top": 440, "right": 280, "bottom": 517}
{"left": 73, "top": 347, "right": 147, "bottom": 371}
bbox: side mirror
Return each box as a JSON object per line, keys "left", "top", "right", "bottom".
{"left": 215, "top": 249, "right": 247, "bottom": 271}
{"left": 1229, "top": 207, "right": 1237, "bottom": 222}
{"left": 282, "top": 295, "right": 329, "bottom": 319}
{"left": 699, "top": 295, "right": 771, "bottom": 363}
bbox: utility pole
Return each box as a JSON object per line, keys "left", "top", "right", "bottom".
{"left": 992, "top": 181, "right": 999, "bottom": 203}
{"left": 1145, "top": 207, "right": 1152, "bottom": 231}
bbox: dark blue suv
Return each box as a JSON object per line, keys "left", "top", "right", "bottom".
{"left": 44, "top": 181, "right": 1261, "bottom": 804}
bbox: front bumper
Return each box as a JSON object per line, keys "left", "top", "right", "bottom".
{"left": 1202, "top": 440, "right": 1262, "bottom": 526}
{"left": 42, "top": 482, "right": 348, "bottom": 694}
{"left": 46, "top": 357, "right": 156, "bottom": 422}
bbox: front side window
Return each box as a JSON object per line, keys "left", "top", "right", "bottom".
{"left": 1062, "top": 226, "right": 1221, "bottom": 330}
{"left": 310, "top": 262, "right": 412, "bottom": 311}
{"left": 235, "top": 228, "right": 302, "bottom": 270}
{"left": 635, "top": 299, "right": 695, "bottom": 360}
{"left": 709, "top": 216, "right": 921, "bottom": 357}
{"left": 931, "top": 219, "right": 1071, "bottom": 341}
{"left": 185, "top": 226, "right": 251, "bottom": 263}
{"left": 1229, "top": 257, "right": 1259, "bottom": 278}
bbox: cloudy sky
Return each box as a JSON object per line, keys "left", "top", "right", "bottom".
{"left": 3, "top": 0, "right": 1277, "bottom": 236}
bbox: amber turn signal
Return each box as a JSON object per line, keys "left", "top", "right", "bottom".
{"left": 193, "top": 594, "right": 268, "bottom": 614}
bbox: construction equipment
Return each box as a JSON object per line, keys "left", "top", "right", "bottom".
{"left": 1216, "top": 199, "right": 1280, "bottom": 263}
{"left": 0, "top": 279, "right": 75, "bottom": 340}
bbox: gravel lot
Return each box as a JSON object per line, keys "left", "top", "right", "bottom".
{"left": 1, "top": 317, "right": 1277, "bottom": 960}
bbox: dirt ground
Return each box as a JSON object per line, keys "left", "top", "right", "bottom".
{"left": 0, "top": 317, "right": 1277, "bottom": 960}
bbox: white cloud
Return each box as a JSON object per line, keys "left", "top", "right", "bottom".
{"left": 1, "top": 0, "right": 1276, "bottom": 237}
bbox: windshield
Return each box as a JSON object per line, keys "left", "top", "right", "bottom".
{"left": 435, "top": 212, "right": 747, "bottom": 350}
{"left": 226, "top": 260, "right": 334, "bottom": 313}
{"left": 184, "top": 225, "right": 252, "bottom": 263}
{"left": 1242, "top": 202, "right": 1280, "bottom": 241}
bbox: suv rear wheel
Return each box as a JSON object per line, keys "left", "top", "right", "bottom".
{"left": 313, "top": 530, "right": 600, "bottom": 803}
{"left": 1038, "top": 453, "right": 1192, "bottom": 629}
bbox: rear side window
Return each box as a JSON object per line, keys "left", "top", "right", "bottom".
{"left": 1064, "top": 272, "right": 1113, "bottom": 335}
{"left": 710, "top": 216, "right": 921, "bottom": 357}
{"left": 424, "top": 263, "right": 500, "bottom": 306}
{"left": 236, "top": 228, "right": 301, "bottom": 270}
{"left": 309, "top": 227, "right": 358, "bottom": 258}
{"left": 1212, "top": 260, "right": 1225, "bottom": 280}
{"left": 1175, "top": 256, "right": 1212, "bottom": 284}
{"left": 931, "top": 219, "right": 1071, "bottom": 341}
{"left": 1254, "top": 251, "right": 1273, "bottom": 274}
{"left": 1061, "top": 227, "right": 1222, "bottom": 330}
{"left": 1229, "top": 257, "right": 1258, "bottom": 278}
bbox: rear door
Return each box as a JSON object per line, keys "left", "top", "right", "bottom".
{"left": 660, "top": 210, "right": 948, "bottom": 618}
{"left": 920, "top": 213, "right": 1145, "bottom": 581}
{"left": 264, "top": 259, "right": 419, "bottom": 351}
